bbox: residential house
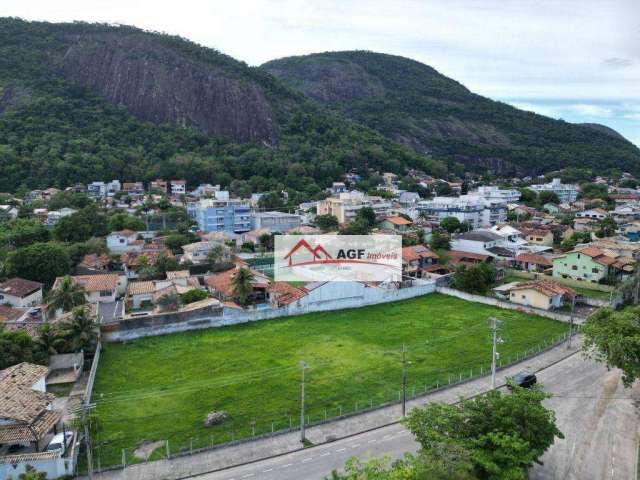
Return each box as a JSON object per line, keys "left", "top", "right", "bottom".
{"left": 181, "top": 241, "right": 228, "bottom": 264}
{"left": 447, "top": 250, "right": 493, "bottom": 268}
{"left": 126, "top": 275, "right": 201, "bottom": 309}
{"left": 0, "top": 363, "right": 76, "bottom": 479}
{"left": 505, "top": 281, "right": 575, "bottom": 310}
{"left": 398, "top": 192, "right": 421, "bottom": 207}
{"left": 576, "top": 208, "right": 608, "bottom": 221}
{"left": 573, "top": 217, "right": 599, "bottom": 233}
{"left": 520, "top": 227, "right": 554, "bottom": 247}
{"left": 553, "top": 246, "right": 635, "bottom": 283}
{"left": 87, "top": 181, "right": 106, "bottom": 199}
{"left": 106, "top": 229, "right": 141, "bottom": 253}
{"left": 451, "top": 230, "right": 504, "bottom": 256}
{"left": 514, "top": 253, "right": 554, "bottom": 272}
{"left": 45, "top": 208, "right": 76, "bottom": 226}
{"left": 205, "top": 267, "right": 270, "bottom": 304}
{"left": 170, "top": 180, "right": 187, "bottom": 196}
{"left": 150, "top": 179, "right": 168, "bottom": 194}
{"left": 0, "top": 204, "right": 18, "bottom": 221}
{"left": 54, "top": 274, "right": 121, "bottom": 304}
{"left": 122, "top": 182, "right": 145, "bottom": 197}
{"left": 77, "top": 254, "right": 110, "bottom": 274}
{"left": 401, "top": 245, "right": 440, "bottom": 278}
{"left": 0, "top": 278, "right": 43, "bottom": 307}
{"left": 252, "top": 211, "right": 302, "bottom": 232}
{"left": 381, "top": 216, "right": 413, "bottom": 233}
{"left": 121, "top": 248, "right": 174, "bottom": 279}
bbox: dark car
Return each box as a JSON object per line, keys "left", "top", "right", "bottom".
{"left": 508, "top": 370, "right": 537, "bottom": 389}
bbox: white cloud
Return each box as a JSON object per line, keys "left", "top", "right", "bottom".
{"left": 569, "top": 104, "right": 614, "bottom": 118}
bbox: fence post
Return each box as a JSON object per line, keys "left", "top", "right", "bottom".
{"left": 339, "top": 405, "right": 342, "bottom": 416}
{"left": 289, "top": 416, "right": 292, "bottom": 429}
{"left": 459, "top": 372, "right": 462, "bottom": 382}
{"left": 355, "top": 401, "right": 358, "bottom": 412}
{"left": 121, "top": 449, "right": 126, "bottom": 469}
{"left": 271, "top": 422, "right": 274, "bottom": 434}
{"left": 166, "top": 440, "right": 170, "bottom": 459}
{"left": 448, "top": 374, "right": 451, "bottom": 384}
{"left": 324, "top": 408, "right": 327, "bottom": 420}
{"left": 190, "top": 438, "right": 193, "bottom": 454}
{"left": 480, "top": 365, "right": 483, "bottom": 375}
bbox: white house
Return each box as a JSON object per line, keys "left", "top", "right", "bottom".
{"left": 0, "top": 278, "right": 43, "bottom": 307}
{"left": 576, "top": 208, "right": 608, "bottom": 221}
{"left": 529, "top": 178, "right": 579, "bottom": 203}
{"left": 181, "top": 241, "right": 227, "bottom": 264}
{"left": 106, "top": 229, "right": 141, "bottom": 253}
{"left": 53, "top": 274, "right": 121, "bottom": 305}
{"left": 171, "top": 180, "right": 187, "bottom": 196}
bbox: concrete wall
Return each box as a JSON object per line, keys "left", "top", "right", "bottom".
{"left": 103, "top": 281, "right": 437, "bottom": 342}
{"left": 0, "top": 454, "right": 75, "bottom": 479}
{"left": 48, "top": 352, "right": 84, "bottom": 371}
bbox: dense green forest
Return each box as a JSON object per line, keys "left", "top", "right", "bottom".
{"left": 263, "top": 51, "right": 640, "bottom": 176}
{"left": 0, "top": 19, "right": 444, "bottom": 197}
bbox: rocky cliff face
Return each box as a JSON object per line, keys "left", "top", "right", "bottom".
{"left": 59, "top": 34, "right": 277, "bottom": 144}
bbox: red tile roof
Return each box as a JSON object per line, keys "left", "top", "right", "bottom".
{"left": 515, "top": 253, "right": 553, "bottom": 267}
{"left": 384, "top": 216, "right": 412, "bottom": 226}
{"left": 0, "top": 278, "right": 43, "bottom": 298}
{"left": 509, "top": 280, "right": 576, "bottom": 298}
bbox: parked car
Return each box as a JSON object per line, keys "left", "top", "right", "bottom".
{"left": 508, "top": 370, "right": 537, "bottom": 389}
{"left": 46, "top": 431, "right": 74, "bottom": 454}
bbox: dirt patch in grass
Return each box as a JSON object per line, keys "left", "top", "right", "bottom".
{"left": 133, "top": 440, "right": 165, "bottom": 460}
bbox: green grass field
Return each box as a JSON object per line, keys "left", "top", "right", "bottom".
{"left": 91, "top": 293, "right": 568, "bottom": 467}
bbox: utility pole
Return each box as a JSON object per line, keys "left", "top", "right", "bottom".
{"left": 490, "top": 317, "right": 501, "bottom": 389}
{"left": 299, "top": 361, "right": 308, "bottom": 443}
{"left": 76, "top": 402, "right": 96, "bottom": 479}
{"left": 401, "top": 344, "right": 408, "bottom": 417}
{"left": 568, "top": 295, "right": 576, "bottom": 349}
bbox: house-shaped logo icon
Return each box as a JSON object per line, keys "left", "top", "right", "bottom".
{"left": 283, "top": 239, "right": 332, "bottom": 266}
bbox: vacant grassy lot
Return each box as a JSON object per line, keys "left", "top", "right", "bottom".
{"left": 92, "top": 293, "right": 568, "bottom": 467}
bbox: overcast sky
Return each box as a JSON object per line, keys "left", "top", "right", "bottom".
{"left": 4, "top": 0, "right": 640, "bottom": 145}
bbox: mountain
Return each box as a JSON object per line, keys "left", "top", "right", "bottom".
{"left": 579, "top": 123, "right": 627, "bottom": 141}
{"left": 0, "top": 19, "right": 442, "bottom": 195}
{"left": 262, "top": 51, "right": 640, "bottom": 176}
{"left": 1, "top": 20, "right": 638, "bottom": 197}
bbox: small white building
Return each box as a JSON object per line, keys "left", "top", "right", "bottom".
{"left": 529, "top": 178, "right": 579, "bottom": 203}
{"left": 106, "top": 229, "right": 141, "bottom": 253}
{"left": 252, "top": 211, "right": 302, "bottom": 232}
{"left": 0, "top": 278, "right": 43, "bottom": 307}
{"left": 181, "top": 241, "right": 227, "bottom": 264}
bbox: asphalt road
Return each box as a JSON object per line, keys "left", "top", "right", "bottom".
{"left": 190, "top": 354, "right": 639, "bottom": 480}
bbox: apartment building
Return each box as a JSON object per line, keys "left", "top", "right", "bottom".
{"left": 417, "top": 195, "right": 506, "bottom": 229}
{"left": 316, "top": 191, "right": 393, "bottom": 224}
{"left": 252, "top": 211, "right": 302, "bottom": 232}
{"left": 529, "top": 178, "right": 579, "bottom": 203}
{"left": 191, "top": 198, "right": 252, "bottom": 233}
{"left": 471, "top": 185, "right": 521, "bottom": 203}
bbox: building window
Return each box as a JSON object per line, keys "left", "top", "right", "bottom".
{"left": 572, "top": 265, "right": 578, "bottom": 270}
{"left": 592, "top": 268, "right": 599, "bottom": 273}
{"left": 99, "top": 290, "right": 112, "bottom": 297}
{"left": 120, "top": 238, "right": 125, "bottom": 244}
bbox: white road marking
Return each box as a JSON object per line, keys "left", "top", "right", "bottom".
{"left": 320, "top": 452, "right": 331, "bottom": 457}
{"left": 282, "top": 464, "right": 293, "bottom": 468}
{"left": 262, "top": 468, "right": 273, "bottom": 473}
{"left": 336, "top": 448, "right": 346, "bottom": 452}
{"left": 368, "top": 439, "right": 377, "bottom": 444}
{"left": 302, "top": 457, "right": 313, "bottom": 463}
{"left": 351, "top": 444, "right": 360, "bottom": 448}
{"left": 241, "top": 475, "right": 254, "bottom": 479}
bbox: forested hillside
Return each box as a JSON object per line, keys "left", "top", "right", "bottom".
{"left": 0, "top": 19, "right": 443, "bottom": 197}
{"left": 263, "top": 51, "right": 640, "bottom": 175}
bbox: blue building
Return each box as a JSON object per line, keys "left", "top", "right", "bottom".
{"left": 190, "top": 199, "right": 252, "bottom": 233}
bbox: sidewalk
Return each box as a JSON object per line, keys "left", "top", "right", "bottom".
{"left": 90, "top": 337, "right": 581, "bottom": 480}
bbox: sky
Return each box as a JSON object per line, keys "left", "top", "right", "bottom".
{"left": 4, "top": 0, "right": 640, "bottom": 146}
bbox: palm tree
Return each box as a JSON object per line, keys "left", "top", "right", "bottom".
{"left": 46, "top": 275, "right": 86, "bottom": 317}
{"left": 36, "top": 323, "right": 64, "bottom": 356}
{"left": 232, "top": 268, "right": 255, "bottom": 306}
{"left": 58, "top": 307, "right": 97, "bottom": 353}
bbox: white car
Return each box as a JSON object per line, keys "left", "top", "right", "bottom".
{"left": 46, "top": 431, "right": 74, "bottom": 454}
